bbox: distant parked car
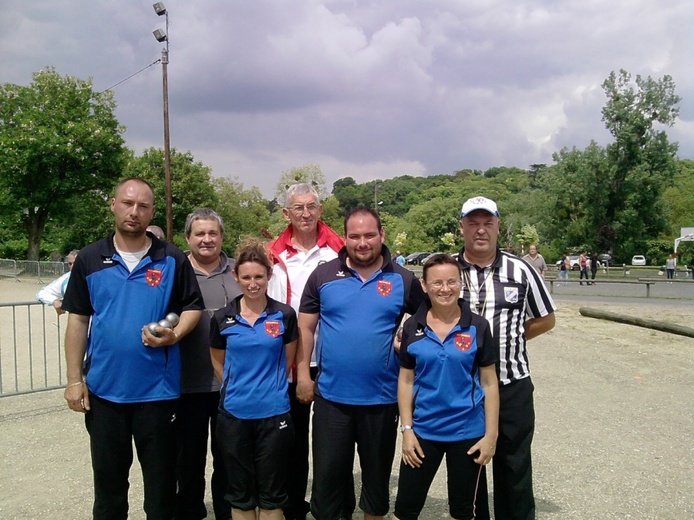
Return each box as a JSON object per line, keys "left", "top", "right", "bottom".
{"left": 420, "top": 252, "right": 446, "bottom": 265}
{"left": 598, "top": 253, "right": 612, "bottom": 265}
{"left": 631, "top": 255, "right": 646, "bottom": 266}
{"left": 405, "top": 252, "right": 431, "bottom": 265}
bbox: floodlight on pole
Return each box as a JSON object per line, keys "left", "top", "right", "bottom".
{"left": 152, "top": 2, "right": 173, "bottom": 242}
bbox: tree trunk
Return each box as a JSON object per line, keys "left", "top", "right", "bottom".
{"left": 24, "top": 207, "right": 49, "bottom": 261}
{"left": 579, "top": 307, "right": 694, "bottom": 338}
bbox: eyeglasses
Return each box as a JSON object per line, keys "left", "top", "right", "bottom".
{"left": 427, "top": 279, "right": 462, "bottom": 290}
{"left": 288, "top": 203, "right": 320, "bottom": 215}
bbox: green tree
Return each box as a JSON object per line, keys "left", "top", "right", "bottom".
{"left": 516, "top": 224, "right": 541, "bottom": 251}
{"left": 213, "top": 177, "right": 271, "bottom": 253}
{"left": 123, "top": 147, "right": 217, "bottom": 248}
{"left": 662, "top": 159, "right": 694, "bottom": 233}
{"left": 0, "top": 68, "right": 127, "bottom": 260}
{"left": 274, "top": 163, "right": 329, "bottom": 203}
{"left": 599, "top": 69, "right": 681, "bottom": 254}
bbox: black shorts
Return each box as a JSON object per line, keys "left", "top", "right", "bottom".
{"left": 311, "top": 395, "right": 399, "bottom": 518}
{"left": 216, "top": 411, "right": 294, "bottom": 511}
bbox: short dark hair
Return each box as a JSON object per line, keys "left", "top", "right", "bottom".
{"left": 343, "top": 207, "right": 382, "bottom": 235}
{"left": 185, "top": 208, "right": 225, "bottom": 237}
{"left": 233, "top": 237, "right": 272, "bottom": 277}
{"left": 114, "top": 177, "right": 155, "bottom": 198}
{"left": 422, "top": 254, "right": 460, "bottom": 281}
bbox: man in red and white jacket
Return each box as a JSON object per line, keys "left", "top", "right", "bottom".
{"left": 267, "top": 183, "right": 343, "bottom": 520}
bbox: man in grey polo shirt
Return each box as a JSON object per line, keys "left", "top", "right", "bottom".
{"left": 176, "top": 208, "right": 241, "bottom": 520}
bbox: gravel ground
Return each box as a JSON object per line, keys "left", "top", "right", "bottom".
{"left": 0, "top": 280, "right": 692, "bottom": 519}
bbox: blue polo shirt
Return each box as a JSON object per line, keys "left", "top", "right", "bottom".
{"left": 210, "top": 295, "right": 297, "bottom": 420}
{"left": 299, "top": 246, "right": 425, "bottom": 405}
{"left": 400, "top": 298, "right": 497, "bottom": 442}
{"left": 62, "top": 233, "right": 204, "bottom": 403}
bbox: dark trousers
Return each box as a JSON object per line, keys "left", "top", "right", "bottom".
{"left": 176, "top": 392, "right": 229, "bottom": 520}
{"left": 579, "top": 267, "right": 590, "bottom": 284}
{"left": 311, "top": 395, "right": 399, "bottom": 519}
{"left": 493, "top": 378, "right": 536, "bottom": 520}
{"left": 284, "top": 366, "right": 318, "bottom": 519}
{"left": 85, "top": 395, "right": 178, "bottom": 520}
{"left": 394, "top": 436, "right": 489, "bottom": 520}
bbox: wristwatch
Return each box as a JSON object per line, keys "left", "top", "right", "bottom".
{"left": 400, "top": 424, "right": 413, "bottom": 433}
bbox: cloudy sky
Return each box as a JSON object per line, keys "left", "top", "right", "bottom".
{"left": 1, "top": 0, "right": 692, "bottom": 197}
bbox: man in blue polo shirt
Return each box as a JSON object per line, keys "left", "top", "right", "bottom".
{"left": 297, "top": 207, "right": 425, "bottom": 520}
{"left": 62, "top": 177, "right": 204, "bottom": 520}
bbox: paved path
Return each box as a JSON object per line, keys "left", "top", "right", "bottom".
{"left": 1, "top": 280, "right": 692, "bottom": 519}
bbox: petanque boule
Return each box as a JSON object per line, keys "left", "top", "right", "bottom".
{"left": 146, "top": 322, "right": 162, "bottom": 337}
{"left": 145, "top": 312, "right": 179, "bottom": 338}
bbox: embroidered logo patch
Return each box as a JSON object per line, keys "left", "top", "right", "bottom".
{"left": 265, "top": 320, "right": 281, "bottom": 338}
{"left": 377, "top": 280, "right": 392, "bottom": 296}
{"left": 145, "top": 269, "right": 163, "bottom": 287}
{"left": 455, "top": 333, "right": 472, "bottom": 351}
{"left": 504, "top": 287, "right": 519, "bottom": 304}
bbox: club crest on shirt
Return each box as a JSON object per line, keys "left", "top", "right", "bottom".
{"left": 377, "top": 280, "right": 392, "bottom": 297}
{"left": 265, "top": 320, "right": 281, "bottom": 338}
{"left": 455, "top": 333, "right": 472, "bottom": 352}
{"left": 504, "top": 287, "right": 519, "bottom": 304}
{"left": 146, "top": 269, "right": 163, "bottom": 287}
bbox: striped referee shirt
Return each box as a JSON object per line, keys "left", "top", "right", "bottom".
{"left": 457, "top": 248, "right": 556, "bottom": 385}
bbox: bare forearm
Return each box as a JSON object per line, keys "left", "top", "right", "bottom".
{"left": 64, "top": 315, "right": 89, "bottom": 383}
{"left": 480, "top": 366, "right": 499, "bottom": 439}
{"left": 296, "top": 313, "right": 318, "bottom": 382}
{"left": 397, "top": 369, "right": 415, "bottom": 425}
{"left": 173, "top": 310, "right": 202, "bottom": 341}
{"left": 210, "top": 349, "right": 225, "bottom": 382}
{"left": 525, "top": 313, "right": 555, "bottom": 340}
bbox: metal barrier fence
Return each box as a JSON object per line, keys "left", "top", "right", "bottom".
{"left": 0, "top": 259, "right": 67, "bottom": 283}
{"left": 0, "top": 300, "right": 66, "bottom": 396}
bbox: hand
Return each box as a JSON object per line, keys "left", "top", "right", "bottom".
{"left": 142, "top": 325, "right": 178, "bottom": 348}
{"left": 296, "top": 379, "right": 315, "bottom": 404}
{"left": 393, "top": 327, "right": 403, "bottom": 355}
{"left": 52, "top": 300, "right": 65, "bottom": 316}
{"left": 64, "top": 382, "right": 90, "bottom": 413}
{"left": 401, "top": 430, "right": 424, "bottom": 468}
{"left": 468, "top": 433, "right": 497, "bottom": 465}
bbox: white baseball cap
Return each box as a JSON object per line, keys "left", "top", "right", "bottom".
{"left": 460, "top": 196, "right": 499, "bottom": 218}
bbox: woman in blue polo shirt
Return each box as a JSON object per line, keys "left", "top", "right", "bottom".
{"left": 393, "top": 254, "right": 499, "bottom": 520}
{"left": 210, "top": 238, "right": 298, "bottom": 520}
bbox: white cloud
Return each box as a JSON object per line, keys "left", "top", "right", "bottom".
{"left": 1, "top": 0, "right": 691, "bottom": 197}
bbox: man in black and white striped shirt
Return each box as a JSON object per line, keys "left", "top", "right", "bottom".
{"left": 456, "top": 196, "right": 556, "bottom": 520}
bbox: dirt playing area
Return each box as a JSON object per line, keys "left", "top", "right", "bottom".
{"left": 0, "top": 278, "right": 692, "bottom": 519}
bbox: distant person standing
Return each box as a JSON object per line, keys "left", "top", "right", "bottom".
{"left": 559, "top": 253, "right": 569, "bottom": 286}
{"left": 666, "top": 254, "right": 676, "bottom": 282}
{"left": 176, "top": 208, "right": 242, "bottom": 520}
{"left": 394, "top": 251, "right": 406, "bottom": 267}
{"left": 590, "top": 252, "right": 599, "bottom": 284}
{"left": 522, "top": 245, "right": 547, "bottom": 278}
{"left": 456, "top": 196, "right": 556, "bottom": 520}
{"left": 62, "top": 177, "right": 204, "bottom": 519}
{"left": 147, "top": 225, "right": 166, "bottom": 240}
{"left": 579, "top": 250, "right": 590, "bottom": 285}
{"left": 36, "top": 249, "right": 79, "bottom": 315}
